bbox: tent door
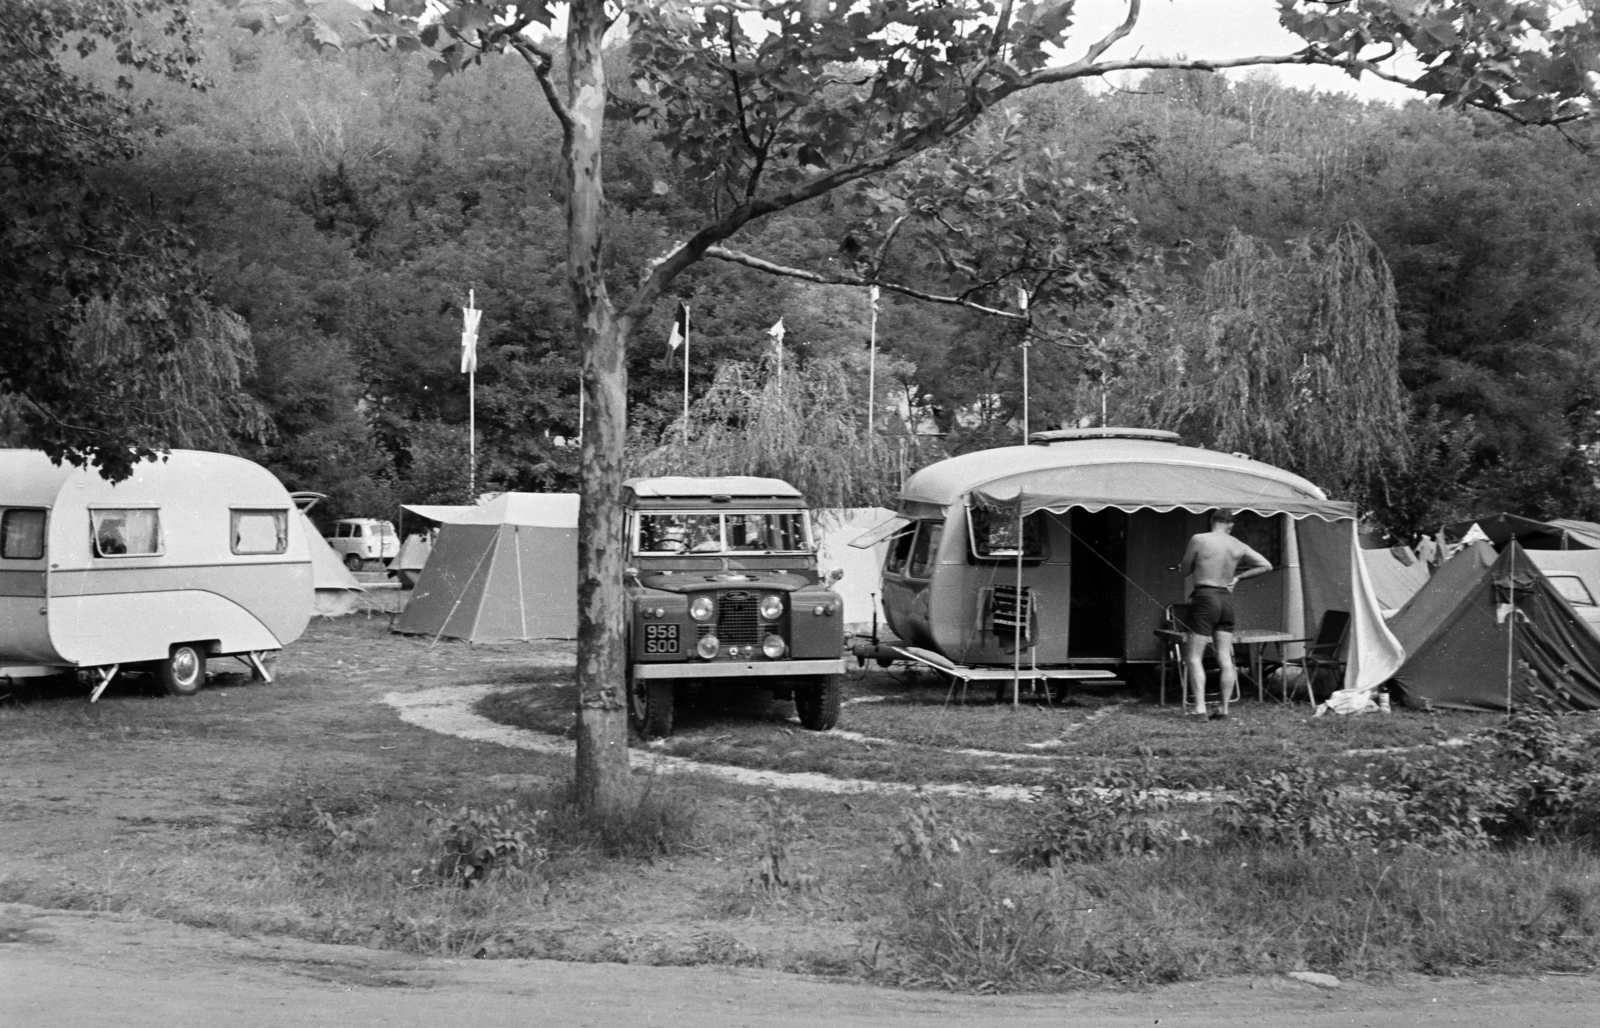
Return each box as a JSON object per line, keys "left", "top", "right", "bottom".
{"left": 1068, "top": 508, "right": 1127, "bottom": 659}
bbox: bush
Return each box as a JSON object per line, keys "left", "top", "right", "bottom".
{"left": 428, "top": 802, "right": 548, "bottom": 887}
{"left": 1220, "top": 710, "right": 1600, "bottom": 852}
{"left": 1021, "top": 762, "right": 1203, "bottom": 864}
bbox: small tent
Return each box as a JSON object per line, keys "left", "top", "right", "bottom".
{"left": 392, "top": 493, "right": 578, "bottom": 643}
{"left": 1387, "top": 541, "right": 1600, "bottom": 711}
{"left": 1360, "top": 547, "right": 1430, "bottom": 616}
{"left": 1442, "top": 513, "right": 1600, "bottom": 550}
{"left": 302, "top": 512, "right": 365, "bottom": 616}
{"left": 815, "top": 507, "right": 894, "bottom": 634}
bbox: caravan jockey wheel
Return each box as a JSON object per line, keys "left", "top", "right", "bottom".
{"left": 158, "top": 644, "right": 206, "bottom": 697}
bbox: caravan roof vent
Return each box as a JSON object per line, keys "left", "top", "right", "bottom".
{"left": 1028, "top": 427, "right": 1181, "bottom": 445}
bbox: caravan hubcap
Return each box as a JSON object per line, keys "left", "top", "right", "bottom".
{"left": 171, "top": 648, "right": 199, "bottom": 684}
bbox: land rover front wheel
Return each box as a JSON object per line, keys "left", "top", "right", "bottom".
{"left": 629, "top": 673, "right": 674, "bottom": 739}
{"left": 158, "top": 644, "right": 207, "bottom": 697}
{"left": 795, "top": 674, "right": 841, "bottom": 731}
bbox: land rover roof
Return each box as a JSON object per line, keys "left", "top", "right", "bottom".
{"left": 624, "top": 476, "right": 804, "bottom": 505}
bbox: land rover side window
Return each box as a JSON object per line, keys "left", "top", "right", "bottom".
{"left": 91, "top": 508, "right": 161, "bottom": 557}
{"left": 232, "top": 509, "right": 288, "bottom": 555}
{"left": 727, "top": 512, "right": 810, "bottom": 552}
{"left": 968, "top": 507, "right": 1045, "bottom": 560}
{"left": 1, "top": 508, "right": 46, "bottom": 559}
{"left": 1549, "top": 574, "right": 1596, "bottom": 606}
{"left": 637, "top": 513, "right": 723, "bottom": 554}
{"left": 908, "top": 522, "right": 943, "bottom": 579}
{"left": 885, "top": 524, "right": 916, "bottom": 574}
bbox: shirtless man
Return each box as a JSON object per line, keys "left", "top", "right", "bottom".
{"left": 1178, "top": 510, "right": 1272, "bottom": 719}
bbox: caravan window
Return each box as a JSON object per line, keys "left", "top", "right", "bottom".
{"left": 232, "top": 509, "right": 289, "bottom": 555}
{"left": 1, "top": 508, "right": 46, "bottom": 560}
{"left": 908, "top": 522, "right": 943, "bottom": 579}
{"left": 885, "top": 524, "right": 917, "bottom": 574}
{"left": 968, "top": 507, "right": 1046, "bottom": 561}
{"left": 91, "top": 508, "right": 161, "bottom": 557}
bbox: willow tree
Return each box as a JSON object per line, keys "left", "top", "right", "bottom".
{"left": 631, "top": 355, "right": 905, "bottom": 509}
{"left": 1195, "top": 223, "right": 1407, "bottom": 502}
{"left": 265, "top": 0, "right": 1600, "bottom": 813}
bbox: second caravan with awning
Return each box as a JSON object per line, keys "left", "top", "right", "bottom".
{"left": 864, "top": 429, "right": 1399, "bottom": 694}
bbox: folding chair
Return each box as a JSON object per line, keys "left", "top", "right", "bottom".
{"left": 1281, "top": 610, "right": 1351, "bottom": 699}
{"left": 1157, "top": 604, "right": 1240, "bottom": 710}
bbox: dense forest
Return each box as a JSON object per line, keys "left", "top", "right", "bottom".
{"left": 8, "top": 1, "right": 1600, "bottom": 537}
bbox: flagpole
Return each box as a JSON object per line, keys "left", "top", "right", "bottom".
{"left": 682, "top": 307, "right": 690, "bottom": 447}
{"left": 867, "top": 286, "right": 878, "bottom": 448}
{"left": 468, "top": 289, "right": 476, "bottom": 498}
{"left": 1017, "top": 287, "right": 1030, "bottom": 443}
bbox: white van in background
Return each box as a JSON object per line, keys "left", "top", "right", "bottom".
{"left": 326, "top": 518, "right": 399, "bottom": 570}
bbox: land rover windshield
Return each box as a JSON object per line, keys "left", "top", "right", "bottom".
{"left": 633, "top": 511, "right": 812, "bottom": 556}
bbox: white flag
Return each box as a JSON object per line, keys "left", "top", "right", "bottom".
{"left": 461, "top": 291, "right": 482, "bottom": 374}
{"left": 767, "top": 318, "right": 785, "bottom": 345}
{"left": 667, "top": 302, "right": 689, "bottom": 351}
{"left": 869, "top": 284, "right": 879, "bottom": 305}
{"left": 1016, "top": 286, "right": 1029, "bottom": 311}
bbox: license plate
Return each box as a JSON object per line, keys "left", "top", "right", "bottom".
{"left": 643, "top": 623, "right": 679, "bottom": 654}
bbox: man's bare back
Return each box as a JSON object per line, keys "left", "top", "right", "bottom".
{"left": 1181, "top": 529, "right": 1270, "bottom": 590}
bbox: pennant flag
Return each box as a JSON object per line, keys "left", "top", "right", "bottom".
{"left": 667, "top": 302, "right": 689, "bottom": 351}
{"left": 869, "top": 284, "right": 879, "bottom": 305}
{"left": 1016, "top": 286, "right": 1029, "bottom": 311}
{"left": 460, "top": 291, "right": 482, "bottom": 374}
{"left": 767, "top": 318, "right": 785, "bottom": 345}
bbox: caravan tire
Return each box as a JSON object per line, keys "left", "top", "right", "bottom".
{"left": 795, "top": 674, "right": 841, "bottom": 731}
{"left": 629, "top": 674, "right": 674, "bottom": 739}
{"left": 158, "top": 644, "right": 207, "bottom": 697}
{"left": 344, "top": 553, "right": 363, "bottom": 572}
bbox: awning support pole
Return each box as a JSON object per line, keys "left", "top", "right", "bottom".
{"left": 1506, "top": 545, "right": 1516, "bottom": 716}
{"left": 1013, "top": 507, "right": 1023, "bottom": 707}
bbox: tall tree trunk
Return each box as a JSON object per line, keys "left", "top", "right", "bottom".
{"left": 567, "top": 0, "right": 632, "bottom": 814}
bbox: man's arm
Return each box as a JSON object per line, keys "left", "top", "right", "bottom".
{"left": 1179, "top": 537, "right": 1197, "bottom": 578}
{"left": 1230, "top": 544, "right": 1272, "bottom": 587}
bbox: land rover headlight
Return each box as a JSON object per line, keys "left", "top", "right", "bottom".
{"left": 762, "top": 634, "right": 787, "bottom": 659}
{"left": 759, "top": 594, "right": 784, "bottom": 621}
{"left": 696, "top": 634, "right": 720, "bottom": 659}
{"left": 690, "top": 595, "right": 715, "bottom": 622}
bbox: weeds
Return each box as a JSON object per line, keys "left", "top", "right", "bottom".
{"left": 1021, "top": 759, "right": 1204, "bottom": 864}
{"left": 426, "top": 802, "right": 548, "bottom": 887}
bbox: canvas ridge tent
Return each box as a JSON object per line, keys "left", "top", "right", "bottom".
{"left": 302, "top": 512, "right": 365, "bottom": 616}
{"left": 1361, "top": 547, "right": 1429, "bottom": 617}
{"left": 1388, "top": 541, "right": 1600, "bottom": 711}
{"left": 392, "top": 493, "right": 578, "bottom": 643}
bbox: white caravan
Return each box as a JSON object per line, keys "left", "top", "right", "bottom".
{"left": 0, "top": 450, "right": 313, "bottom": 699}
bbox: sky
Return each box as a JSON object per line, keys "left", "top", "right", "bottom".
{"left": 1070, "top": 0, "right": 1417, "bottom": 103}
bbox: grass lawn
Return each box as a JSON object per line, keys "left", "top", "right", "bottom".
{"left": 3, "top": 616, "right": 1598, "bottom": 991}
{"left": 477, "top": 665, "right": 1494, "bottom": 790}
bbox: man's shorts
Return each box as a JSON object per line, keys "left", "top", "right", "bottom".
{"left": 1182, "top": 586, "right": 1235, "bottom": 636}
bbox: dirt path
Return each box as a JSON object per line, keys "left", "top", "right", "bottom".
{"left": 4, "top": 902, "right": 1597, "bottom": 1028}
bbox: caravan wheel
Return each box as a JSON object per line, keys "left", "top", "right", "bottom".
{"left": 158, "top": 644, "right": 207, "bottom": 697}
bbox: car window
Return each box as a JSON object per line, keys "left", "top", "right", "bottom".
{"left": 1549, "top": 574, "right": 1596, "bottom": 606}
{"left": 335, "top": 524, "right": 349, "bottom": 538}
{"left": 1, "top": 508, "right": 46, "bottom": 560}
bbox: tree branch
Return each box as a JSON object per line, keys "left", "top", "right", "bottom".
{"left": 703, "top": 245, "right": 1025, "bottom": 322}
{"left": 1076, "top": 0, "right": 1141, "bottom": 66}
{"left": 511, "top": 39, "right": 574, "bottom": 146}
